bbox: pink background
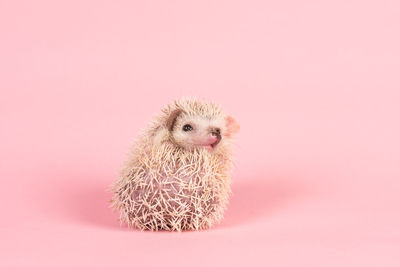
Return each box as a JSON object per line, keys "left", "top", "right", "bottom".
{"left": 1, "top": 0, "right": 400, "bottom": 266}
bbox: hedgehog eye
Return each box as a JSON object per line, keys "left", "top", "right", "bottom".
{"left": 182, "top": 124, "right": 193, "bottom": 132}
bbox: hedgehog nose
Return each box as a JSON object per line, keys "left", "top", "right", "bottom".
{"left": 211, "top": 128, "right": 221, "bottom": 137}
{"left": 209, "top": 129, "right": 221, "bottom": 147}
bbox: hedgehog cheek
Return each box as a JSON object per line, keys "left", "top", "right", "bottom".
{"left": 225, "top": 115, "right": 240, "bottom": 138}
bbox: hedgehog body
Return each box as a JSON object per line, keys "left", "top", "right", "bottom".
{"left": 111, "top": 98, "right": 238, "bottom": 231}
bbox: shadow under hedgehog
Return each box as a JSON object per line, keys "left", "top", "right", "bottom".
{"left": 111, "top": 98, "right": 240, "bottom": 231}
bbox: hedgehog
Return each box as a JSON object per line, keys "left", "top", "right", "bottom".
{"left": 111, "top": 98, "right": 240, "bottom": 231}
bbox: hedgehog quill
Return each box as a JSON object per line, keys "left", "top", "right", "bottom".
{"left": 111, "top": 98, "right": 240, "bottom": 231}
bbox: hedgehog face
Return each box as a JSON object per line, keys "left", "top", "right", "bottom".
{"left": 171, "top": 114, "right": 226, "bottom": 151}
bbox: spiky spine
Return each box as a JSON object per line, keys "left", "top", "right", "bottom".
{"left": 111, "top": 99, "right": 234, "bottom": 231}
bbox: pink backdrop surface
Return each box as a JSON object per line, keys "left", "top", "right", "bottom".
{"left": 1, "top": 0, "right": 400, "bottom": 266}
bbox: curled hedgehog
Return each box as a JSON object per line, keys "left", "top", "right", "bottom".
{"left": 111, "top": 98, "right": 240, "bottom": 231}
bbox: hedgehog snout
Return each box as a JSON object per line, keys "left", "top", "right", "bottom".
{"left": 209, "top": 129, "right": 221, "bottom": 147}
{"left": 194, "top": 131, "right": 221, "bottom": 148}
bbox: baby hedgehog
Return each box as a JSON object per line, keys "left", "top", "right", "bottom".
{"left": 111, "top": 98, "right": 240, "bottom": 231}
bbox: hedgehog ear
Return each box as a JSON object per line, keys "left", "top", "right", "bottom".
{"left": 225, "top": 116, "right": 240, "bottom": 137}
{"left": 166, "top": 109, "right": 183, "bottom": 131}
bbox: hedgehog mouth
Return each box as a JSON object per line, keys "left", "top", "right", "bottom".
{"left": 196, "top": 139, "right": 220, "bottom": 150}
{"left": 196, "top": 144, "right": 214, "bottom": 149}
{"left": 201, "top": 144, "right": 216, "bottom": 151}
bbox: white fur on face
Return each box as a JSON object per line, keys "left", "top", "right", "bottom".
{"left": 172, "top": 114, "right": 226, "bottom": 150}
